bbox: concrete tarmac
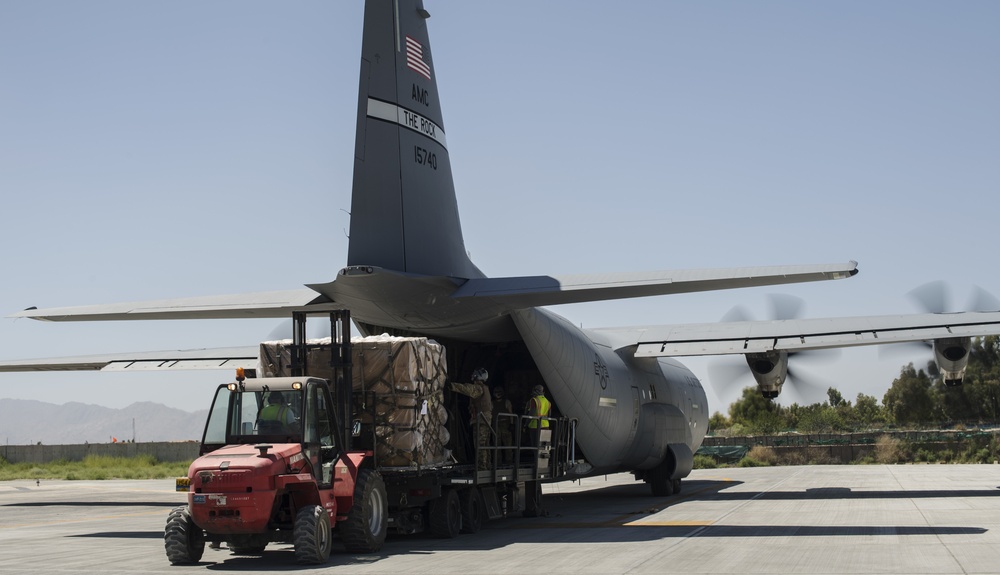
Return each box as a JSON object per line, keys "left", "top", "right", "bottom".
{"left": 3, "top": 465, "right": 1000, "bottom": 574}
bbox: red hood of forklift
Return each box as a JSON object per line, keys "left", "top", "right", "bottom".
{"left": 189, "top": 443, "right": 305, "bottom": 485}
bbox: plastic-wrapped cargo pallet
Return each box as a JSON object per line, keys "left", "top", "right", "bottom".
{"left": 258, "top": 335, "right": 451, "bottom": 468}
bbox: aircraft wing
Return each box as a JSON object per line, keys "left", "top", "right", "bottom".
{"left": 10, "top": 288, "right": 333, "bottom": 322}
{"left": 595, "top": 311, "right": 1000, "bottom": 357}
{"left": 452, "top": 262, "right": 858, "bottom": 308}
{"left": 0, "top": 346, "right": 259, "bottom": 372}
{"left": 10, "top": 262, "right": 856, "bottom": 327}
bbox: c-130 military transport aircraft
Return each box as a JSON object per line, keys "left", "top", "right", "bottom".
{"left": 4, "top": 0, "right": 1000, "bottom": 495}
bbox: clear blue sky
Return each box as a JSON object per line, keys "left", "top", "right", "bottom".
{"left": 1, "top": 1, "right": 998, "bottom": 414}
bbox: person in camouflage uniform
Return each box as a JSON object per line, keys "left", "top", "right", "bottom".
{"left": 450, "top": 368, "right": 493, "bottom": 470}
{"left": 492, "top": 386, "right": 514, "bottom": 464}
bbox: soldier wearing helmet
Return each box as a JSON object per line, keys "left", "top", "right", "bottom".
{"left": 449, "top": 368, "right": 493, "bottom": 470}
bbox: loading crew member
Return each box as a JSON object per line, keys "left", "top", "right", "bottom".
{"left": 524, "top": 384, "right": 551, "bottom": 448}
{"left": 449, "top": 368, "right": 493, "bottom": 470}
{"left": 259, "top": 391, "right": 296, "bottom": 431}
{"left": 493, "top": 386, "right": 514, "bottom": 464}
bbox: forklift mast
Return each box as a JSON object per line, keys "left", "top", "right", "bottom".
{"left": 289, "top": 309, "right": 354, "bottom": 452}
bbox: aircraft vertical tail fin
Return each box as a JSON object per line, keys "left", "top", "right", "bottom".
{"left": 348, "top": 0, "right": 482, "bottom": 279}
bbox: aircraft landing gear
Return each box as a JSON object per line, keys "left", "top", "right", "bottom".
{"left": 647, "top": 473, "right": 673, "bottom": 496}
{"left": 645, "top": 475, "right": 681, "bottom": 497}
{"left": 641, "top": 453, "right": 681, "bottom": 497}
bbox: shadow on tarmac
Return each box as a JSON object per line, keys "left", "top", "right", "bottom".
{"left": 126, "top": 477, "right": 992, "bottom": 570}
{"left": 70, "top": 531, "right": 164, "bottom": 539}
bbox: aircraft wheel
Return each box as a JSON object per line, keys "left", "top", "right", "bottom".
{"left": 294, "top": 505, "right": 332, "bottom": 565}
{"left": 672, "top": 478, "right": 682, "bottom": 494}
{"left": 460, "top": 487, "right": 484, "bottom": 534}
{"left": 647, "top": 469, "right": 674, "bottom": 497}
{"left": 341, "top": 468, "right": 388, "bottom": 553}
{"left": 429, "top": 488, "right": 462, "bottom": 538}
{"left": 164, "top": 505, "right": 205, "bottom": 565}
{"left": 646, "top": 454, "right": 678, "bottom": 497}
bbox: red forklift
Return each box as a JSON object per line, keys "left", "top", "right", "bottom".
{"left": 166, "top": 310, "right": 385, "bottom": 565}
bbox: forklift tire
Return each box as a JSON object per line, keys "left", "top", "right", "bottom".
{"left": 459, "top": 487, "right": 484, "bottom": 534}
{"left": 164, "top": 505, "right": 205, "bottom": 564}
{"left": 293, "top": 505, "right": 332, "bottom": 565}
{"left": 341, "top": 469, "right": 388, "bottom": 553}
{"left": 429, "top": 488, "right": 462, "bottom": 538}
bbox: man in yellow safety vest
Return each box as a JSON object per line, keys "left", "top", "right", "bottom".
{"left": 524, "top": 385, "right": 551, "bottom": 446}
{"left": 259, "top": 391, "right": 296, "bottom": 432}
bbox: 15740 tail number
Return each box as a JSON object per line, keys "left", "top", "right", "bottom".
{"left": 414, "top": 146, "right": 437, "bottom": 170}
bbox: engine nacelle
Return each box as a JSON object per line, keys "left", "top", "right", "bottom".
{"left": 934, "top": 336, "right": 971, "bottom": 386}
{"left": 746, "top": 350, "right": 788, "bottom": 398}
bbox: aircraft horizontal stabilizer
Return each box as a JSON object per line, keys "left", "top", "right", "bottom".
{"left": 11, "top": 288, "right": 333, "bottom": 322}
{"left": 0, "top": 346, "right": 259, "bottom": 373}
{"left": 617, "top": 311, "right": 1000, "bottom": 357}
{"left": 452, "top": 262, "right": 858, "bottom": 308}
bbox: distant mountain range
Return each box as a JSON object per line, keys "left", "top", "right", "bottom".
{"left": 0, "top": 399, "right": 208, "bottom": 445}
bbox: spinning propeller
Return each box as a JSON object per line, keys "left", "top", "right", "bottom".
{"left": 880, "top": 282, "right": 1000, "bottom": 385}
{"left": 708, "top": 294, "right": 840, "bottom": 401}
{"left": 909, "top": 280, "right": 1000, "bottom": 315}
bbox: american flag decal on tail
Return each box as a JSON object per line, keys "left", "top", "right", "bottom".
{"left": 405, "top": 35, "right": 431, "bottom": 80}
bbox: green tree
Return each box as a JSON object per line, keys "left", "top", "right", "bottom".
{"left": 827, "top": 387, "right": 846, "bottom": 408}
{"left": 883, "top": 363, "right": 934, "bottom": 426}
{"left": 708, "top": 411, "right": 731, "bottom": 433}
{"left": 853, "top": 393, "right": 884, "bottom": 428}
{"left": 728, "top": 386, "right": 784, "bottom": 434}
{"left": 797, "top": 403, "right": 843, "bottom": 433}
{"left": 782, "top": 402, "right": 802, "bottom": 430}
